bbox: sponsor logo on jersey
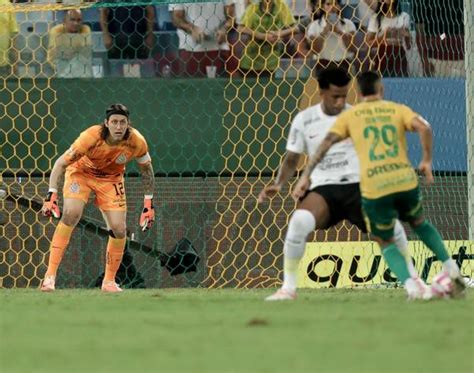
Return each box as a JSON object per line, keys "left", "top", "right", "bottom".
{"left": 115, "top": 153, "right": 128, "bottom": 164}
{"left": 319, "top": 159, "right": 349, "bottom": 170}
{"left": 367, "top": 162, "right": 411, "bottom": 177}
{"left": 70, "top": 182, "right": 80, "bottom": 193}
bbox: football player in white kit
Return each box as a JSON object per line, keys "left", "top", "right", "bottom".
{"left": 258, "top": 67, "right": 428, "bottom": 300}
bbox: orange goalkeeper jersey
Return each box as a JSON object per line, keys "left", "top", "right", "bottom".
{"left": 64, "top": 125, "right": 151, "bottom": 180}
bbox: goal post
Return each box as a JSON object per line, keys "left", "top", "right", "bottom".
{"left": 465, "top": 0, "right": 474, "bottom": 241}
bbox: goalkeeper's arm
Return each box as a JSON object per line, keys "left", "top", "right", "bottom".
{"left": 48, "top": 155, "right": 69, "bottom": 192}
{"left": 138, "top": 162, "right": 156, "bottom": 231}
{"left": 41, "top": 153, "right": 70, "bottom": 218}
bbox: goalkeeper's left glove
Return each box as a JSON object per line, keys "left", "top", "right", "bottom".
{"left": 139, "top": 196, "right": 155, "bottom": 231}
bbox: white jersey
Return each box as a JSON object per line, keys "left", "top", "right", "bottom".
{"left": 169, "top": 1, "right": 233, "bottom": 52}
{"left": 286, "top": 103, "right": 360, "bottom": 189}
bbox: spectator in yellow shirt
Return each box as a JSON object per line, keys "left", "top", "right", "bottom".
{"left": 238, "top": 0, "right": 296, "bottom": 77}
{"left": 48, "top": 9, "right": 93, "bottom": 78}
{"left": 0, "top": 0, "right": 18, "bottom": 76}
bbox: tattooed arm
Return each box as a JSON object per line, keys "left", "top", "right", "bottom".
{"left": 49, "top": 156, "right": 69, "bottom": 191}
{"left": 138, "top": 161, "right": 155, "bottom": 231}
{"left": 138, "top": 162, "right": 155, "bottom": 197}
{"left": 48, "top": 148, "right": 83, "bottom": 191}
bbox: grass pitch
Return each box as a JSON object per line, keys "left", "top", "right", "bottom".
{"left": 0, "top": 288, "right": 472, "bottom": 373}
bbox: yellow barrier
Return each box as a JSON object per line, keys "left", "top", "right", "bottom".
{"left": 298, "top": 241, "right": 474, "bottom": 288}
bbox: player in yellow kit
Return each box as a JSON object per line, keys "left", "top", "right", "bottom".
{"left": 293, "top": 71, "right": 466, "bottom": 299}
{"left": 40, "top": 104, "right": 155, "bottom": 292}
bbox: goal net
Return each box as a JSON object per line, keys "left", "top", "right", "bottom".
{"left": 0, "top": 0, "right": 472, "bottom": 289}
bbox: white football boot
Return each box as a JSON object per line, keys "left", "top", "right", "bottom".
{"left": 406, "top": 277, "right": 433, "bottom": 301}
{"left": 265, "top": 288, "right": 297, "bottom": 301}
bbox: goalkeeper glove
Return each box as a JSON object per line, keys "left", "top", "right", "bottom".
{"left": 139, "top": 196, "right": 155, "bottom": 231}
{"left": 42, "top": 190, "right": 61, "bottom": 219}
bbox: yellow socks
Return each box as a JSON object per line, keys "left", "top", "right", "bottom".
{"left": 45, "top": 222, "right": 74, "bottom": 277}
{"left": 104, "top": 237, "right": 126, "bottom": 282}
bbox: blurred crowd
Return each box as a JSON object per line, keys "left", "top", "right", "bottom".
{"left": 0, "top": 0, "right": 466, "bottom": 78}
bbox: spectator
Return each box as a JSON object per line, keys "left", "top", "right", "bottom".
{"left": 306, "top": 0, "right": 357, "bottom": 74}
{"left": 170, "top": 1, "right": 235, "bottom": 77}
{"left": 0, "top": 0, "right": 18, "bottom": 76}
{"left": 48, "top": 9, "right": 93, "bottom": 78}
{"left": 235, "top": 0, "right": 251, "bottom": 25}
{"left": 413, "top": 0, "right": 464, "bottom": 78}
{"left": 100, "top": 1, "right": 155, "bottom": 59}
{"left": 227, "top": 0, "right": 250, "bottom": 77}
{"left": 366, "top": 0, "right": 411, "bottom": 77}
{"left": 238, "top": 0, "right": 296, "bottom": 77}
{"left": 290, "top": 0, "right": 322, "bottom": 58}
{"left": 356, "top": 0, "right": 376, "bottom": 30}
{"left": 280, "top": 0, "right": 314, "bottom": 59}
{"left": 285, "top": 0, "right": 308, "bottom": 20}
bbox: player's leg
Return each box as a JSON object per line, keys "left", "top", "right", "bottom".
{"left": 41, "top": 198, "right": 86, "bottom": 291}
{"left": 362, "top": 195, "right": 430, "bottom": 300}
{"left": 392, "top": 220, "right": 423, "bottom": 281}
{"left": 41, "top": 171, "right": 91, "bottom": 291}
{"left": 266, "top": 191, "right": 331, "bottom": 301}
{"left": 398, "top": 187, "right": 465, "bottom": 297}
{"left": 101, "top": 210, "right": 127, "bottom": 292}
{"left": 343, "top": 183, "right": 420, "bottom": 280}
{"left": 95, "top": 179, "right": 127, "bottom": 292}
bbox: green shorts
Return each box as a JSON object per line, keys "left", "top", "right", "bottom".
{"left": 361, "top": 186, "right": 423, "bottom": 240}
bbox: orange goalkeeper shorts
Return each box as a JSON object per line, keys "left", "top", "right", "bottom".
{"left": 63, "top": 169, "right": 126, "bottom": 211}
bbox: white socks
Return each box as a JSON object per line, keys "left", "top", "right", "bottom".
{"left": 443, "top": 258, "right": 461, "bottom": 278}
{"left": 281, "top": 215, "right": 424, "bottom": 292}
{"left": 281, "top": 209, "right": 316, "bottom": 292}
{"left": 393, "top": 220, "right": 418, "bottom": 278}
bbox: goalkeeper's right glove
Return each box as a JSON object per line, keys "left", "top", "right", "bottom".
{"left": 139, "top": 196, "right": 155, "bottom": 231}
{"left": 42, "top": 190, "right": 61, "bottom": 219}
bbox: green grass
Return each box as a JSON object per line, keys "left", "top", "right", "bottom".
{"left": 0, "top": 288, "right": 473, "bottom": 373}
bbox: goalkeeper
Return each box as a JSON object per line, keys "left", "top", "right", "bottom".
{"left": 258, "top": 67, "right": 426, "bottom": 301}
{"left": 40, "top": 104, "right": 155, "bottom": 293}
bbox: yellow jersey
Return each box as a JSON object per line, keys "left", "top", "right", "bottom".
{"left": 0, "top": 0, "right": 18, "bottom": 67}
{"left": 330, "top": 100, "right": 419, "bottom": 199}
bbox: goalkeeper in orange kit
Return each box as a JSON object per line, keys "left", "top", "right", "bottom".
{"left": 40, "top": 104, "right": 155, "bottom": 293}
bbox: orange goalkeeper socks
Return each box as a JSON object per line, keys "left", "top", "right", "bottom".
{"left": 104, "top": 237, "right": 126, "bottom": 282}
{"left": 45, "top": 222, "right": 74, "bottom": 277}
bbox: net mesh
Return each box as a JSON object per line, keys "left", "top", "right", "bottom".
{"left": 0, "top": 0, "right": 472, "bottom": 289}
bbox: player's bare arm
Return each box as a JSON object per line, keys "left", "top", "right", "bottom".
{"left": 138, "top": 162, "right": 156, "bottom": 231}
{"left": 292, "top": 132, "right": 342, "bottom": 201}
{"left": 258, "top": 151, "right": 300, "bottom": 203}
{"left": 138, "top": 162, "right": 155, "bottom": 196}
{"left": 411, "top": 116, "right": 434, "bottom": 185}
{"left": 172, "top": 9, "right": 204, "bottom": 43}
{"left": 48, "top": 155, "right": 68, "bottom": 192}
{"left": 42, "top": 149, "right": 83, "bottom": 218}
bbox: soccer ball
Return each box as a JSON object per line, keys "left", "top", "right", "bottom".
{"left": 431, "top": 272, "right": 453, "bottom": 299}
